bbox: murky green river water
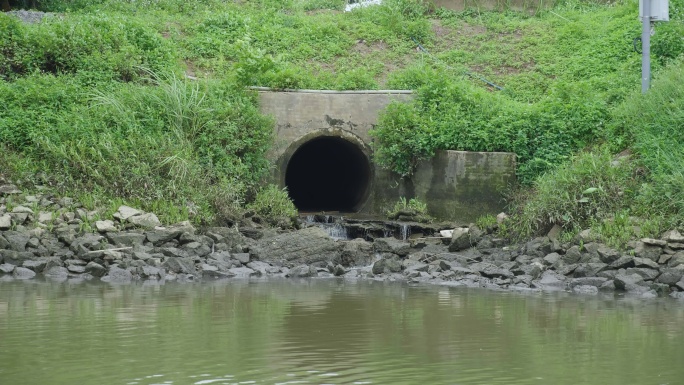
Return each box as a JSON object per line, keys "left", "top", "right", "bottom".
{"left": 1, "top": 279, "right": 683, "bottom": 385}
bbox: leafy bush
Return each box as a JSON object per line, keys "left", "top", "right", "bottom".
{"left": 247, "top": 184, "right": 298, "bottom": 219}
{"left": 387, "top": 196, "right": 432, "bottom": 222}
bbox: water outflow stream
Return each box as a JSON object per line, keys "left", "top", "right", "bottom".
{"left": 2, "top": 280, "right": 684, "bottom": 385}
{"left": 304, "top": 214, "right": 349, "bottom": 240}
{"left": 302, "top": 214, "right": 414, "bottom": 241}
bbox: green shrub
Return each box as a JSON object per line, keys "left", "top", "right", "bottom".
{"left": 387, "top": 196, "right": 432, "bottom": 222}
{"left": 247, "top": 185, "right": 298, "bottom": 219}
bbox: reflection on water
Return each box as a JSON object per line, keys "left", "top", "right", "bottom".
{"left": 1, "top": 279, "right": 683, "bottom": 385}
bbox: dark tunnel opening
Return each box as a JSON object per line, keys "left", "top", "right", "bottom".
{"left": 285, "top": 136, "right": 371, "bottom": 212}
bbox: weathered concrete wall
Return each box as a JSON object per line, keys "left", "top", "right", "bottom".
{"left": 256, "top": 88, "right": 413, "bottom": 161}
{"left": 373, "top": 151, "right": 517, "bottom": 222}
{"left": 256, "top": 88, "right": 517, "bottom": 221}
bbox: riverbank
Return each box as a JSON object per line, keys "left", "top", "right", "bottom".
{"left": 2, "top": 184, "right": 683, "bottom": 300}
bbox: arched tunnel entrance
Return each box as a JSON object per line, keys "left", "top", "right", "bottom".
{"left": 285, "top": 136, "right": 372, "bottom": 212}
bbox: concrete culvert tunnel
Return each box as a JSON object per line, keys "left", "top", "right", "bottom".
{"left": 285, "top": 136, "right": 371, "bottom": 212}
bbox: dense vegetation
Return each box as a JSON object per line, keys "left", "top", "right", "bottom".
{"left": 1, "top": 0, "right": 683, "bottom": 242}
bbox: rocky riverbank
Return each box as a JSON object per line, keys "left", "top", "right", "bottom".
{"left": 1, "top": 183, "right": 684, "bottom": 300}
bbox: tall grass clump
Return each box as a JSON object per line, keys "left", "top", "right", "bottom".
{"left": 610, "top": 60, "right": 684, "bottom": 227}
{"left": 505, "top": 149, "right": 640, "bottom": 239}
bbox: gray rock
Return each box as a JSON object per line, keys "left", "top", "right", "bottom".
{"left": 0, "top": 263, "right": 15, "bottom": 274}
{"left": 563, "top": 246, "right": 582, "bottom": 264}
{"left": 614, "top": 273, "right": 646, "bottom": 291}
{"left": 337, "top": 238, "right": 373, "bottom": 266}
{"left": 569, "top": 277, "right": 608, "bottom": 288}
{"left": 233, "top": 253, "right": 250, "bottom": 264}
{"left": 557, "top": 264, "right": 578, "bottom": 276}
{"left": 633, "top": 257, "right": 659, "bottom": 269}
{"left": 642, "top": 238, "right": 667, "bottom": 247}
{"left": 534, "top": 270, "right": 567, "bottom": 290}
{"left": 3, "top": 231, "right": 29, "bottom": 251}
{"left": 202, "top": 269, "right": 235, "bottom": 279}
{"left": 512, "top": 263, "right": 542, "bottom": 279}
{"left": 525, "top": 237, "right": 553, "bottom": 258}
{"left": 374, "top": 238, "right": 411, "bottom": 257}
{"left": 22, "top": 259, "right": 47, "bottom": 273}
{"left": 668, "top": 251, "right": 684, "bottom": 267}
{"left": 0, "top": 214, "right": 11, "bottom": 230}
{"left": 67, "top": 264, "right": 86, "bottom": 273}
{"left": 115, "top": 205, "right": 142, "bottom": 220}
{"left": 287, "top": 265, "right": 317, "bottom": 278}
{"left": 332, "top": 264, "right": 346, "bottom": 276}
{"left": 656, "top": 268, "right": 684, "bottom": 285}
{"left": 573, "top": 285, "right": 599, "bottom": 295}
{"left": 0, "top": 184, "right": 21, "bottom": 195}
{"left": 250, "top": 227, "right": 342, "bottom": 265}
{"left": 162, "top": 257, "right": 195, "bottom": 274}
{"left": 13, "top": 266, "right": 35, "bottom": 279}
{"left": 142, "top": 265, "right": 166, "bottom": 279}
{"left": 625, "top": 267, "right": 660, "bottom": 281}
{"left": 85, "top": 262, "right": 106, "bottom": 277}
{"left": 160, "top": 247, "right": 190, "bottom": 259}
{"left": 670, "top": 291, "right": 684, "bottom": 300}
{"left": 107, "top": 232, "right": 146, "bottom": 247}
{"left": 597, "top": 245, "right": 620, "bottom": 263}
{"left": 146, "top": 229, "right": 181, "bottom": 245}
{"left": 11, "top": 205, "right": 33, "bottom": 214}
{"left": 609, "top": 255, "right": 634, "bottom": 269}
{"left": 543, "top": 252, "right": 561, "bottom": 265}
{"left": 247, "top": 261, "right": 279, "bottom": 275}
{"left": 95, "top": 220, "right": 117, "bottom": 232}
{"left": 101, "top": 267, "right": 133, "bottom": 283}
{"left": 470, "top": 262, "right": 514, "bottom": 279}
{"left": 449, "top": 228, "right": 472, "bottom": 252}
{"left": 128, "top": 213, "right": 161, "bottom": 229}
{"left": 572, "top": 263, "right": 607, "bottom": 278}
{"left": 1, "top": 250, "right": 34, "bottom": 266}
{"left": 228, "top": 267, "right": 258, "bottom": 277}
{"left": 633, "top": 241, "right": 662, "bottom": 261}
{"left": 44, "top": 266, "right": 68, "bottom": 280}
{"left": 404, "top": 263, "right": 429, "bottom": 274}
{"left": 599, "top": 280, "right": 616, "bottom": 291}
{"left": 663, "top": 229, "right": 684, "bottom": 243}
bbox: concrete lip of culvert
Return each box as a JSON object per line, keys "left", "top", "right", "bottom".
{"left": 279, "top": 129, "right": 373, "bottom": 213}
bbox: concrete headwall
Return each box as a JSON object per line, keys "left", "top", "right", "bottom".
{"left": 256, "top": 88, "right": 516, "bottom": 221}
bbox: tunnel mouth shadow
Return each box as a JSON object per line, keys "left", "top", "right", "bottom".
{"left": 285, "top": 135, "right": 372, "bottom": 212}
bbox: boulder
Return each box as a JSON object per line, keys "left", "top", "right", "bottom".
{"left": 95, "top": 220, "right": 117, "bottom": 233}
{"left": 0, "top": 214, "right": 11, "bottom": 230}
{"left": 85, "top": 262, "right": 106, "bottom": 277}
{"left": 287, "top": 265, "right": 317, "bottom": 278}
{"left": 22, "top": 259, "right": 47, "bottom": 273}
{"left": 101, "top": 267, "right": 133, "bottom": 283}
{"left": 633, "top": 241, "right": 662, "bottom": 261}
{"left": 0, "top": 263, "right": 15, "bottom": 274}
{"left": 373, "top": 238, "right": 411, "bottom": 257}
{"left": 572, "top": 263, "right": 607, "bottom": 278}
{"left": 572, "top": 285, "right": 599, "bottom": 295}
{"left": 448, "top": 228, "right": 472, "bottom": 252}
{"left": 569, "top": 277, "right": 608, "bottom": 288}
{"left": 609, "top": 255, "right": 634, "bottom": 269}
{"left": 128, "top": 213, "right": 161, "bottom": 229}
{"left": 597, "top": 245, "right": 620, "bottom": 264}
{"left": 228, "top": 267, "right": 258, "bottom": 277}
{"left": 663, "top": 229, "right": 684, "bottom": 243}
{"left": 633, "top": 257, "right": 659, "bottom": 269}
{"left": 250, "top": 227, "right": 343, "bottom": 265}
{"left": 656, "top": 268, "right": 684, "bottom": 286}
{"left": 162, "top": 257, "right": 195, "bottom": 274}
{"left": 233, "top": 253, "right": 250, "bottom": 264}
{"left": 337, "top": 238, "right": 373, "bottom": 266}
{"left": 43, "top": 266, "right": 69, "bottom": 280}
{"left": 114, "top": 205, "right": 142, "bottom": 221}
{"left": 145, "top": 229, "right": 181, "bottom": 245}
{"left": 247, "top": 261, "right": 279, "bottom": 275}
{"left": 13, "top": 266, "right": 36, "bottom": 279}
{"left": 614, "top": 273, "right": 646, "bottom": 291}
{"left": 534, "top": 270, "right": 567, "bottom": 290}
{"left": 2, "top": 231, "right": 29, "bottom": 251}
{"left": 562, "top": 246, "right": 583, "bottom": 264}
{"left": 107, "top": 232, "right": 146, "bottom": 247}
{"left": 625, "top": 267, "right": 660, "bottom": 281}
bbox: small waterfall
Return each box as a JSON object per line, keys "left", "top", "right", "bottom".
{"left": 326, "top": 223, "right": 349, "bottom": 240}
{"left": 305, "top": 215, "right": 315, "bottom": 223}
{"left": 383, "top": 229, "right": 393, "bottom": 238}
{"left": 400, "top": 224, "right": 411, "bottom": 241}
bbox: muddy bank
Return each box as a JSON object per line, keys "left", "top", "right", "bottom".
{"left": 1, "top": 184, "right": 683, "bottom": 300}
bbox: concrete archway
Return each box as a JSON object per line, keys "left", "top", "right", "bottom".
{"left": 281, "top": 131, "right": 372, "bottom": 212}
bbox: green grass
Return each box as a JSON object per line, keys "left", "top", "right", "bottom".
{"left": 2, "top": 0, "right": 684, "bottom": 231}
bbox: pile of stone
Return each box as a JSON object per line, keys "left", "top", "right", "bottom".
{"left": 1, "top": 181, "right": 684, "bottom": 300}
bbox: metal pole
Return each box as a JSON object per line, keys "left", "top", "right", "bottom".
{"left": 642, "top": 0, "right": 651, "bottom": 93}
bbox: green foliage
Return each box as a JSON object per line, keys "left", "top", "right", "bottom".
{"left": 372, "top": 73, "right": 608, "bottom": 182}
{"left": 505, "top": 149, "right": 640, "bottom": 239}
{"left": 476, "top": 214, "right": 497, "bottom": 231}
{"left": 387, "top": 196, "right": 432, "bottom": 222}
{"left": 247, "top": 184, "right": 298, "bottom": 219}
{"left": 610, "top": 60, "right": 684, "bottom": 228}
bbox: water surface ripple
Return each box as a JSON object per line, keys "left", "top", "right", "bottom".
{"left": 1, "top": 279, "right": 683, "bottom": 384}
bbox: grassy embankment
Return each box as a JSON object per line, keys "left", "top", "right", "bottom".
{"left": 1, "top": 0, "right": 683, "bottom": 244}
